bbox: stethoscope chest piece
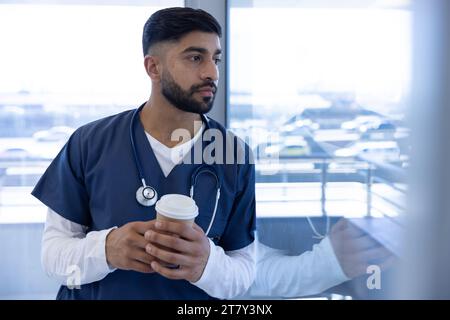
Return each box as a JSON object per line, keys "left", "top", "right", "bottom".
{"left": 136, "top": 185, "right": 158, "bottom": 207}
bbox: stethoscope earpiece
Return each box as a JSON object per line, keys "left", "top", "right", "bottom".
{"left": 136, "top": 185, "right": 158, "bottom": 207}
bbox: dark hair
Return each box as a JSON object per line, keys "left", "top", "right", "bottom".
{"left": 142, "top": 7, "right": 222, "bottom": 56}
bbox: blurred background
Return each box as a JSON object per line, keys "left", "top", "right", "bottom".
{"left": 0, "top": 0, "right": 448, "bottom": 299}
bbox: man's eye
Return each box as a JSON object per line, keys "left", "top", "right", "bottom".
{"left": 215, "top": 58, "right": 222, "bottom": 65}
{"left": 190, "top": 55, "right": 201, "bottom": 62}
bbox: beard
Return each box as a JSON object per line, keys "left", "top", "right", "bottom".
{"left": 161, "top": 70, "right": 217, "bottom": 115}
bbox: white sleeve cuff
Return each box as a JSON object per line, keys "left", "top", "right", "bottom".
{"left": 85, "top": 226, "right": 118, "bottom": 274}
{"left": 320, "top": 236, "right": 350, "bottom": 283}
{"left": 190, "top": 240, "right": 256, "bottom": 299}
{"left": 190, "top": 238, "right": 220, "bottom": 289}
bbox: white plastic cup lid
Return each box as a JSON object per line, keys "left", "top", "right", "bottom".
{"left": 155, "top": 194, "right": 199, "bottom": 220}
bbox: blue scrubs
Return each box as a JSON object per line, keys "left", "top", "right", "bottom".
{"left": 32, "top": 105, "right": 256, "bottom": 300}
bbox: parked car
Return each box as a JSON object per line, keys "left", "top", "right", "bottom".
{"left": 32, "top": 126, "right": 74, "bottom": 142}
{"left": 341, "top": 115, "right": 383, "bottom": 132}
{"left": 262, "top": 137, "right": 311, "bottom": 159}
{"left": 281, "top": 119, "right": 319, "bottom": 135}
{"left": 0, "top": 147, "right": 34, "bottom": 161}
{"left": 334, "top": 140, "right": 401, "bottom": 162}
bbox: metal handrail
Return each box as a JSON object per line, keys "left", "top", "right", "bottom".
{"left": 256, "top": 154, "right": 407, "bottom": 217}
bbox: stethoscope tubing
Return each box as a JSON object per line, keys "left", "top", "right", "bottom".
{"left": 130, "top": 105, "right": 221, "bottom": 237}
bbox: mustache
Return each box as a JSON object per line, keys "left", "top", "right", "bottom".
{"left": 191, "top": 81, "right": 217, "bottom": 93}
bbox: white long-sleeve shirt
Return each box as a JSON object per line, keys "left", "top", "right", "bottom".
{"left": 242, "top": 237, "right": 349, "bottom": 298}
{"left": 41, "top": 125, "right": 256, "bottom": 299}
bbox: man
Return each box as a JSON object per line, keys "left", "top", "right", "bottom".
{"left": 32, "top": 7, "right": 256, "bottom": 300}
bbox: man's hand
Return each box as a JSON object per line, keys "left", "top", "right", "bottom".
{"left": 106, "top": 221, "right": 158, "bottom": 273}
{"left": 144, "top": 221, "right": 210, "bottom": 283}
{"left": 329, "top": 218, "right": 396, "bottom": 279}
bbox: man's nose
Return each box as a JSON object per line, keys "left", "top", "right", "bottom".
{"left": 200, "top": 60, "right": 219, "bottom": 82}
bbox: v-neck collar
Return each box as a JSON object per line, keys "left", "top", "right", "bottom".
{"left": 144, "top": 124, "right": 204, "bottom": 177}
{"left": 133, "top": 106, "right": 209, "bottom": 182}
{"left": 145, "top": 122, "right": 204, "bottom": 154}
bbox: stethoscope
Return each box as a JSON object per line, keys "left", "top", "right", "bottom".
{"left": 130, "top": 106, "right": 221, "bottom": 236}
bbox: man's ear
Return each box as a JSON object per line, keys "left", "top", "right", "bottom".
{"left": 144, "top": 55, "right": 162, "bottom": 82}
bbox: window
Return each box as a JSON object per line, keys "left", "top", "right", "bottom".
{"left": 0, "top": 0, "right": 416, "bottom": 300}
{"left": 0, "top": 0, "right": 182, "bottom": 299}
{"left": 0, "top": 1, "right": 181, "bottom": 220}
{"left": 228, "top": 0, "right": 411, "bottom": 299}
{"left": 229, "top": 0, "right": 410, "bottom": 216}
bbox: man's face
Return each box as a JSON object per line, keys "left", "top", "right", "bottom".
{"left": 159, "top": 31, "right": 221, "bottom": 114}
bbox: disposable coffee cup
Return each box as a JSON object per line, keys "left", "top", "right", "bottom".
{"left": 155, "top": 194, "right": 199, "bottom": 224}
{"left": 154, "top": 194, "right": 199, "bottom": 268}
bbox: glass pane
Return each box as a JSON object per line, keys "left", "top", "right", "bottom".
{"left": 0, "top": 1, "right": 182, "bottom": 299}
{"left": 229, "top": 0, "right": 411, "bottom": 299}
